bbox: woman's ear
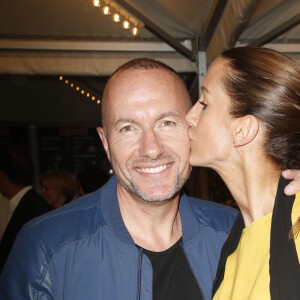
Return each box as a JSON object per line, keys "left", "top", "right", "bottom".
{"left": 97, "top": 127, "right": 111, "bottom": 162}
{"left": 233, "top": 115, "right": 259, "bottom": 147}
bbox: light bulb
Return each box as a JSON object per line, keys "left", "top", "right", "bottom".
{"left": 123, "top": 19, "right": 130, "bottom": 30}
{"left": 76, "top": 86, "right": 80, "bottom": 91}
{"left": 113, "top": 12, "right": 121, "bottom": 23}
{"left": 102, "top": 4, "right": 111, "bottom": 15}
{"left": 132, "top": 26, "right": 138, "bottom": 36}
{"left": 92, "top": 96, "right": 96, "bottom": 101}
{"left": 81, "top": 90, "right": 85, "bottom": 94}
{"left": 70, "top": 83, "right": 74, "bottom": 87}
{"left": 59, "top": 76, "right": 63, "bottom": 80}
{"left": 65, "top": 79, "right": 69, "bottom": 84}
{"left": 97, "top": 99, "right": 101, "bottom": 104}
{"left": 86, "top": 92, "right": 90, "bottom": 97}
{"left": 93, "top": 0, "right": 100, "bottom": 8}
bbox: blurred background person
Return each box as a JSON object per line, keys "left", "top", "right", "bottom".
{"left": 40, "top": 169, "right": 77, "bottom": 208}
{"left": 0, "top": 147, "right": 53, "bottom": 273}
{"left": 77, "top": 164, "right": 109, "bottom": 196}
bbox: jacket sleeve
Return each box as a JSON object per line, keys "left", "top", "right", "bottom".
{"left": 0, "top": 225, "right": 55, "bottom": 300}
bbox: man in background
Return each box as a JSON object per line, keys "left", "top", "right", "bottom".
{"left": 0, "top": 147, "right": 53, "bottom": 273}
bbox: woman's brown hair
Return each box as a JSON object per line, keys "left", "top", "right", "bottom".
{"left": 221, "top": 47, "right": 300, "bottom": 169}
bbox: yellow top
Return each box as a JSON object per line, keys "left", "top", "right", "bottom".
{"left": 213, "top": 192, "right": 300, "bottom": 300}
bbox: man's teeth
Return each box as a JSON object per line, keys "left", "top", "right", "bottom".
{"left": 136, "top": 164, "right": 170, "bottom": 174}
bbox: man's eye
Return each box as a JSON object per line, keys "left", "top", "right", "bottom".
{"left": 161, "top": 120, "right": 175, "bottom": 127}
{"left": 120, "top": 125, "right": 133, "bottom": 132}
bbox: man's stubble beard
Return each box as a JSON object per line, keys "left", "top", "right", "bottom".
{"left": 115, "top": 166, "right": 192, "bottom": 203}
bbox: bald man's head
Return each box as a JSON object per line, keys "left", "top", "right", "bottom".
{"left": 101, "top": 58, "right": 191, "bottom": 131}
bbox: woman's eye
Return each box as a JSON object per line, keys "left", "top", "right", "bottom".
{"left": 199, "top": 100, "right": 208, "bottom": 109}
{"left": 120, "top": 125, "right": 133, "bottom": 132}
{"left": 161, "top": 120, "right": 175, "bottom": 127}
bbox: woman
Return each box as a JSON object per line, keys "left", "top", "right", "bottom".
{"left": 186, "top": 47, "right": 300, "bottom": 299}
{"left": 40, "top": 169, "right": 77, "bottom": 208}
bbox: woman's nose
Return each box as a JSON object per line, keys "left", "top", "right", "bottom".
{"left": 185, "top": 104, "right": 198, "bottom": 127}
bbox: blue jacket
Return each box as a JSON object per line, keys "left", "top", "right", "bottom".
{"left": 0, "top": 176, "right": 237, "bottom": 300}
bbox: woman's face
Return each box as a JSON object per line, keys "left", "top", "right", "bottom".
{"left": 41, "top": 179, "right": 64, "bottom": 208}
{"left": 186, "top": 57, "right": 235, "bottom": 169}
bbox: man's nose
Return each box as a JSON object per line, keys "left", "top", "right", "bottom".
{"left": 139, "top": 130, "right": 164, "bottom": 159}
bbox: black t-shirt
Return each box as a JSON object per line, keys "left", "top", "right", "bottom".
{"left": 138, "top": 238, "right": 203, "bottom": 300}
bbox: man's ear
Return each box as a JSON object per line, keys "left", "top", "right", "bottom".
{"left": 96, "top": 127, "right": 111, "bottom": 162}
{"left": 233, "top": 115, "right": 259, "bottom": 147}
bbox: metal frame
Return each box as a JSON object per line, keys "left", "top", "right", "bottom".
{"left": 249, "top": 13, "right": 300, "bottom": 47}
{"left": 0, "top": 40, "right": 183, "bottom": 52}
{"left": 113, "top": 0, "right": 196, "bottom": 61}
{"left": 199, "top": 0, "right": 229, "bottom": 50}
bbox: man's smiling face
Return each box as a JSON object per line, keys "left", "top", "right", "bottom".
{"left": 98, "top": 68, "right": 191, "bottom": 202}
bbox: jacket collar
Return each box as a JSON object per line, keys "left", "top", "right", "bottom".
{"left": 98, "top": 176, "right": 200, "bottom": 245}
{"left": 179, "top": 193, "right": 201, "bottom": 243}
{"left": 98, "top": 176, "right": 134, "bottom": 244}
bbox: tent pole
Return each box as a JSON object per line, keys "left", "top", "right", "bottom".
{"left": 198, "top": 51, "right": 207, "bottom": 91}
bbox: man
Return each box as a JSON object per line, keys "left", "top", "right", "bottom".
{"left": 0, "top": 59, "right": 299, "bottom": 300}
{"left": 0, "top": 147, "right": 53, "bottom": 273}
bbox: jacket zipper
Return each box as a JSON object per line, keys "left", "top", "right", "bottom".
{"left": 137, "top": 248, "right": 143, "bottom": 300}
{"left": 181, "top": 242, "right": 205, "bottom": 300}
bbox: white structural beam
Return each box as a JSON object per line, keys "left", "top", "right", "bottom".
{"left": 0, "top": 39, "right": 193, "bottom": 52}
{"left": 0, "top": 39, "right": 198, "bottom": 75}
{"left": 0, "top": 51, "right": 198, "bottom": 75}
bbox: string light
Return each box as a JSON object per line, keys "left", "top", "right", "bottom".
{"left": 113, "top": 11, "right": 121, "bottom": 23}
{"left": 58, "top": 76, "right": 101, "bottom": 105}
{"left": 123, "top": 19, "right": 130, "bottom": 30}
{"left": 93, "top": 0, "right": 101, "bottom": 8}
{"left": 132, "top": 26, "right": 138, "bottom": 36}
{"left": 102, "top": 4, "right": 111, "bottom": 15}
{"left": 92, "top": 0, "right": 143, "bottom": 36}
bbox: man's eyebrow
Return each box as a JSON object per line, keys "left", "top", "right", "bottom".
{"left": 113, "top": 112, "right": 180, "bottom": 129}
{"left": 113, "top": 118, "right": 137, "bottom": 129}
{"left": 157, "top": 112, "right": 181, "bottom": 120}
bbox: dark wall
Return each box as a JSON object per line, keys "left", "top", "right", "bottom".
{"left": 0, "top": 75, "right": 104, "bottom": 124}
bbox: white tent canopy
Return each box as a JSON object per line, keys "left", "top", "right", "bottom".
{"left": 0, "top": 0, "right": 299, "bottom": 75}
{"left": 0, "top": 0, "right": 299, "bottom": 198}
